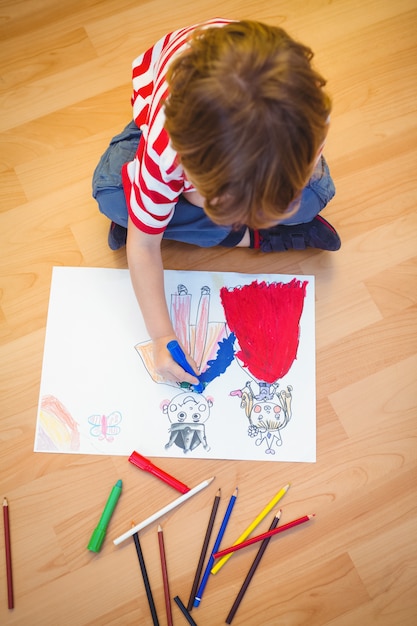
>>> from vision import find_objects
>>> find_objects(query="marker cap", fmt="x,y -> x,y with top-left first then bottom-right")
88,527 -> 106,553
87,479 -> 122,552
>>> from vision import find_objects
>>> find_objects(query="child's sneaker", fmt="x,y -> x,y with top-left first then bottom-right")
108,222 -> 127,250
258,215 -> 341,252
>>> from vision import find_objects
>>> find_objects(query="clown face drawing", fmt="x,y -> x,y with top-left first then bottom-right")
231,381 -> 293,455
161,392 -> 213,453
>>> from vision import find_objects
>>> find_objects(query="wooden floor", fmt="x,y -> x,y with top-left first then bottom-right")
1,1 -> 416,624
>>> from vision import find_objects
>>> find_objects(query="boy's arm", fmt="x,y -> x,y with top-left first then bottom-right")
126,216 -> 200,385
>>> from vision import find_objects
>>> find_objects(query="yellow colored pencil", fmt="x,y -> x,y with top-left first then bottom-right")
210,483 -> 290,575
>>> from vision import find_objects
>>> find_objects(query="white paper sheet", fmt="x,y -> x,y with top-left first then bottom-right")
35,267 -> 316,462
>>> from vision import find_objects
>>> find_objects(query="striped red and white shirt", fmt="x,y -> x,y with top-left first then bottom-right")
122,18 -> 231,234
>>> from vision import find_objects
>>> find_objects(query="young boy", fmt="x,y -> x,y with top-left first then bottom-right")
92,18 -> 340,387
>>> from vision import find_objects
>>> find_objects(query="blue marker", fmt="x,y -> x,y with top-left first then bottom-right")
166,340 -> 204,393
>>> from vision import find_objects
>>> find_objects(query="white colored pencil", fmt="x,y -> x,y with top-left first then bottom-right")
113,477 -> 215,545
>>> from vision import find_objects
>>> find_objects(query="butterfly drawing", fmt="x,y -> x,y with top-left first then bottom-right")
88,412 -> 122,442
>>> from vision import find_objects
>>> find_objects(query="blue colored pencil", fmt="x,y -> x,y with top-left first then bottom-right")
193,488 -> 238,607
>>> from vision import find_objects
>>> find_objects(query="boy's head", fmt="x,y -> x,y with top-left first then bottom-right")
164,20 -> 331,229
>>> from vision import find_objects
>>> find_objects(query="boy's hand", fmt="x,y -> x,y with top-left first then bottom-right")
153,336 -> 200,386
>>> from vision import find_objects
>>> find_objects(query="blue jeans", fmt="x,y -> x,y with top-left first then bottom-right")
92,121 -> 335,247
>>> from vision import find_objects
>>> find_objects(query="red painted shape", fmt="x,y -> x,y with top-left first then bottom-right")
220,279 -> 308,383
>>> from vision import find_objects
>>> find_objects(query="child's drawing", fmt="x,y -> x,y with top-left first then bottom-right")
139,278 -> 306,455
88,412 -> 122,442
220,278 -> 307,383
36,396 -> 123,452
35,268 -> 316,462
220,278 -> 307,454
161,392 -> 213,453
135,284 -> 234,387
37,395 -> 81,452
137,284 -> 230,454
230,382 -> 293,455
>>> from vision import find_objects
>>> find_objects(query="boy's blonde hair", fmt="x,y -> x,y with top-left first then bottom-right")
164,20 -> 332,230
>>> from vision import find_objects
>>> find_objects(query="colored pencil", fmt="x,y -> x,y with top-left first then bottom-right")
3,497 -> 14,609
187,488 -> 221,611
114,476 -> 214,545
211,483 -> 290,574
132,528 -> 160,625
174,595 -> 198,625
193,488 -> 238,608
157,525 -> 173,626
225,511 -> 281,623
213,514 -> 315,559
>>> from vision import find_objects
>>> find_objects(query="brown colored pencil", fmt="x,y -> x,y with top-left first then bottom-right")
225,511 -> 280,623
157,525 -> 173,626
3,497 -> 14,609
187,488 -> 221,611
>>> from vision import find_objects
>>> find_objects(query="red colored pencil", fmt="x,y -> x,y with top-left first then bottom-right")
213,514 -> 315,559
158,525 -> 173,626
3,497 -> 14,609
